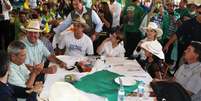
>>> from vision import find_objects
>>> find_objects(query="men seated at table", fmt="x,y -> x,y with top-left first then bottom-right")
140,40 -> 165,79
21,20 -> 67,74
7,40 -> 41,100
174,41 -> 201,101
0,51 -> 17,101
96,29 -> 125,57
59,17 -> 94,56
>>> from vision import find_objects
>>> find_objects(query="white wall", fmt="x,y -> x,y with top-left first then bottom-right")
188,0 -> 201,5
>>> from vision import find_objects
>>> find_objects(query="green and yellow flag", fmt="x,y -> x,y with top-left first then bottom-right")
23,0 -> 30,10
44,22 -> 50,33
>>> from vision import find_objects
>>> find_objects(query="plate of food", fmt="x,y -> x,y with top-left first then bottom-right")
114,77 -> 137,86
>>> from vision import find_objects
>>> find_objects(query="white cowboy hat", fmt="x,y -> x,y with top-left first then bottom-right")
142,22 -> 163,38
127,6 -> 135,12
49,82 -> 90,101
73,17 -> 89,29
25,20 -> 43,32
141,40 -> 165,59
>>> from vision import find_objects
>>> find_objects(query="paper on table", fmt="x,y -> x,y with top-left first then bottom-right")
40,68 -> 88,100
108,66 -> 152,84
125,96 -> 155,101
56,55 -> 87,66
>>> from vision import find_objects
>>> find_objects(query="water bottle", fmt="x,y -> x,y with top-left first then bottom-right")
138,81 -> 145,97
118,78 -> 125,101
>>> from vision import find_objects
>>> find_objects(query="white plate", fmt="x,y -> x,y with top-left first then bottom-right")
114,77 -> 137,86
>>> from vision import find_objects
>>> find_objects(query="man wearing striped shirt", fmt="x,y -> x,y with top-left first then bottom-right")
22,20 -> 67,74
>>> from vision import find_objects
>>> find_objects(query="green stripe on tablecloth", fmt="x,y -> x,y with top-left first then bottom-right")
73,70 -> 139,101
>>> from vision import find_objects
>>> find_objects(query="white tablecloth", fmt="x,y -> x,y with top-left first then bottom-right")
39,56 -> 154,101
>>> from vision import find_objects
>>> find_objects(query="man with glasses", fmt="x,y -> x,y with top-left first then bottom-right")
58,17 -> 94,56
164,5 -> 201,70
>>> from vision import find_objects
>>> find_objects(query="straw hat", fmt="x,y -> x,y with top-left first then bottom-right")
73,17 -> 89,29
142,22 -> 163,38
25,20 -> 43,32
141,40 -> 165,59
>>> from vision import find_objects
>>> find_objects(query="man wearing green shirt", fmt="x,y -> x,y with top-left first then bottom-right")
122,0 -> 145,57
175,0 -> 190,20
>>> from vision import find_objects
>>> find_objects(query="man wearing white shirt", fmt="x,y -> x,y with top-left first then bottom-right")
59,17 -> 94,56
0,0 -> 12,50
7,40 -> 42,101
109,0 -> 121,28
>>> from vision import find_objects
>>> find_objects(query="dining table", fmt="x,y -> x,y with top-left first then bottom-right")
39,55 -> 155,101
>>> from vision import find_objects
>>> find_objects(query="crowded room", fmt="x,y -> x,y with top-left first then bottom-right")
0,0 -> 201,101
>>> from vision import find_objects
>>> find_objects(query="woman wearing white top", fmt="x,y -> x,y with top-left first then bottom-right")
96,31 -> 125,57
133,22 -> 163,61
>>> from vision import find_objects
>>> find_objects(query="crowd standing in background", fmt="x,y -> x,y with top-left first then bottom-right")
0,0 -> 201,101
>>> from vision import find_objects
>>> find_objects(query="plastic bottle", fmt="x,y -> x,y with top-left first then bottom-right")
138,81 -> 145,97
118,78 -> 125,101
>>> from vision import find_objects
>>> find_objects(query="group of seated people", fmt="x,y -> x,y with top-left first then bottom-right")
0,15 -> 200,101
0,15 -> 126,100
0,0 -> 201,101
0,18 -> 68,101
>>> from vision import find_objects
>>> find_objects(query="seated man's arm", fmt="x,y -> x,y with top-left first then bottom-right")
25,64 -> 34,72
86,38 -> 94,56
47,54 -> 67,68
41,42 -> 67,68
58,35 -> 67,55
26,64 -> 43,88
